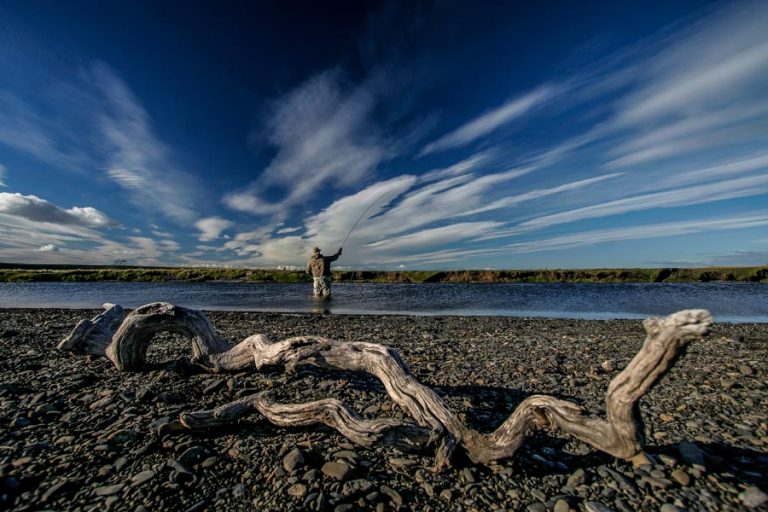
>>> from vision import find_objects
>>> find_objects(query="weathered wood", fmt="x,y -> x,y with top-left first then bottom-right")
58,303 -> 712,468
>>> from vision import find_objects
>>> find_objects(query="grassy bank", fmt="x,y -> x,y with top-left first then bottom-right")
0,263 -> 766,283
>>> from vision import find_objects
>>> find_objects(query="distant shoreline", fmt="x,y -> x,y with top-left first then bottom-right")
1,263 -> 766,284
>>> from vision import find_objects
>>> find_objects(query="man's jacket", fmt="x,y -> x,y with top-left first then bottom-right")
306,252 -> 340,277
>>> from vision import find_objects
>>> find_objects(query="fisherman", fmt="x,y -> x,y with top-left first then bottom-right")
306,246 -> 343,298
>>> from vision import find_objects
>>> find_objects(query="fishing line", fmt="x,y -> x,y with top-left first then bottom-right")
340,189 -> 393,248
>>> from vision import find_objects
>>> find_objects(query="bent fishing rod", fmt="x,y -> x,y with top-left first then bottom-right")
340,189 -> 394,248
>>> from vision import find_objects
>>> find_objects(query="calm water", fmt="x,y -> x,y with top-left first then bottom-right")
0,281 -> 765,323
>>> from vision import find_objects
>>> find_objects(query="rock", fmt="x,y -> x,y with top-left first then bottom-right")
584,502 -> 615,512
440,489 -> 453,501
179,445 -> 207,466
670,468 -> 690,486
554,499 -> 570,512
461,467 -> 476,484
566,468 -> 586,488
321,461 -> 353,481
527,504 -> 547,512
739,485 -> 768,509
659,504 -> 680,512
287,483 -> 307,498
380,485 -> 403,508
94,483 -> 125,496
601,359 -> 617,372
342,479 -> 376,496
283,448 -> 306,473
738,364 -> 754,376
130,470 -> 155,487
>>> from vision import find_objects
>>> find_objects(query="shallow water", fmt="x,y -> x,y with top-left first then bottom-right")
0,281 -> 765,323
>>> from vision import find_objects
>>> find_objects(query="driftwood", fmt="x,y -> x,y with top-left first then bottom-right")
58,302 -> 712,469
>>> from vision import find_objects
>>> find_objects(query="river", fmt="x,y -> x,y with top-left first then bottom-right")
0,281 -> 765,322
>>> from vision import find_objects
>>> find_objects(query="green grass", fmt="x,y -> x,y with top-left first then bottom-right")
0,265 -> 765,283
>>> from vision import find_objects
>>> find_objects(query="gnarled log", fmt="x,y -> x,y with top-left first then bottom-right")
58,303 -> 712,469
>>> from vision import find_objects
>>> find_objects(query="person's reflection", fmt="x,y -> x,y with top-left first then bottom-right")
310,300 -> 331,316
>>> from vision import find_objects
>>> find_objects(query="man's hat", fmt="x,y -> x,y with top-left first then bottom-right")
312,247 -> 321,253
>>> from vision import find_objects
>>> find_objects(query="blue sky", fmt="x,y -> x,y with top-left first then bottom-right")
0,1 -> 767,270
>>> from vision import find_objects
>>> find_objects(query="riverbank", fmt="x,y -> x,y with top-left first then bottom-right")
1,264 -> 766,284
1,309 -> 766,511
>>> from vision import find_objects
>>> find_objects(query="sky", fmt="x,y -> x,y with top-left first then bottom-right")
0,0 -> 767,270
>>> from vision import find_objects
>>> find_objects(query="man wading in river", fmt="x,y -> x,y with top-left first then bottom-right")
306,246 -> 342,298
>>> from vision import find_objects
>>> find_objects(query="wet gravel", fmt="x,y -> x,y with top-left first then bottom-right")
1,308 -> 766,512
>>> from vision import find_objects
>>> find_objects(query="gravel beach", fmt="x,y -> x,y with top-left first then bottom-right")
1,308 -> 766,512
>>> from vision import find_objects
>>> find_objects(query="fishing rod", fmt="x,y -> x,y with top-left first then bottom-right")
340,189 -> 394,248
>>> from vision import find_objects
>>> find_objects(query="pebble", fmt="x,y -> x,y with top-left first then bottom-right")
287,483 -> 307,498
380,485 -> 403,507
584,502 -> 615,512
670,468 -> 690,486
739,485 -> 768,509
321,461 -> 353,481
130,470 -> 156,487
94,483 -> 124,496
566,468 -> 586,488
553,499 -> 570,512
283,448 -> 305,472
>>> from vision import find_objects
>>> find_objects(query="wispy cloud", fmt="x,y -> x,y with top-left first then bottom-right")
224,71 -> 388,217
194,216 -> 233,242
0,164 -> 6,187
91,64 -> 205,223
508,173 -> 768,234
419,86 -> 555,156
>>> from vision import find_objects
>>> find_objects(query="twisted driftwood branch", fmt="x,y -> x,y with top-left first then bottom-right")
58,302 -> 712,469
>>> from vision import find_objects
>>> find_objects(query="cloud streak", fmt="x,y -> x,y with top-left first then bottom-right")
419,86 -> 555,156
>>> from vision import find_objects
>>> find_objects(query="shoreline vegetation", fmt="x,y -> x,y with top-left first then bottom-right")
0,263 -> 766,284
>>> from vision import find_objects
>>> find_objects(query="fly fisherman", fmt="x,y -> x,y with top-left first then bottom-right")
306,246 -> 342,298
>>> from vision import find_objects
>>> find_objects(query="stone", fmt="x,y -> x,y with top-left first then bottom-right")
566,468 -> 586,488
321,461 -> 352,481
670,469 -> 690,486
601,359 -> 617,372
287,483 -> 307,498
440,489 -> 453,501
584,502 -> 615,512
283,448 -> 306,473
739,485 -> 768,509
380,485 -> 403,507
94,483 -> 125,496
554,499 -> 570,512
660,504 -> 680,512
342,479 -> 376,496
130,470 -> 155,487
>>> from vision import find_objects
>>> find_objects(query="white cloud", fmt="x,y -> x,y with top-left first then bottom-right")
0,164 -> 6,187
223,71 -> 387,216
366,221 -> 503,252
0,192 -> 117,228
369,212 -> 768,266
91,64 -> 205,223
509,173 -> 768,234
37,244 -> 58,252
419,86 -> 555,155
194,216 -> 234,242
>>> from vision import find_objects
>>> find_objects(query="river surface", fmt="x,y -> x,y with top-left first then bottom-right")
0,281 -> 765,322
